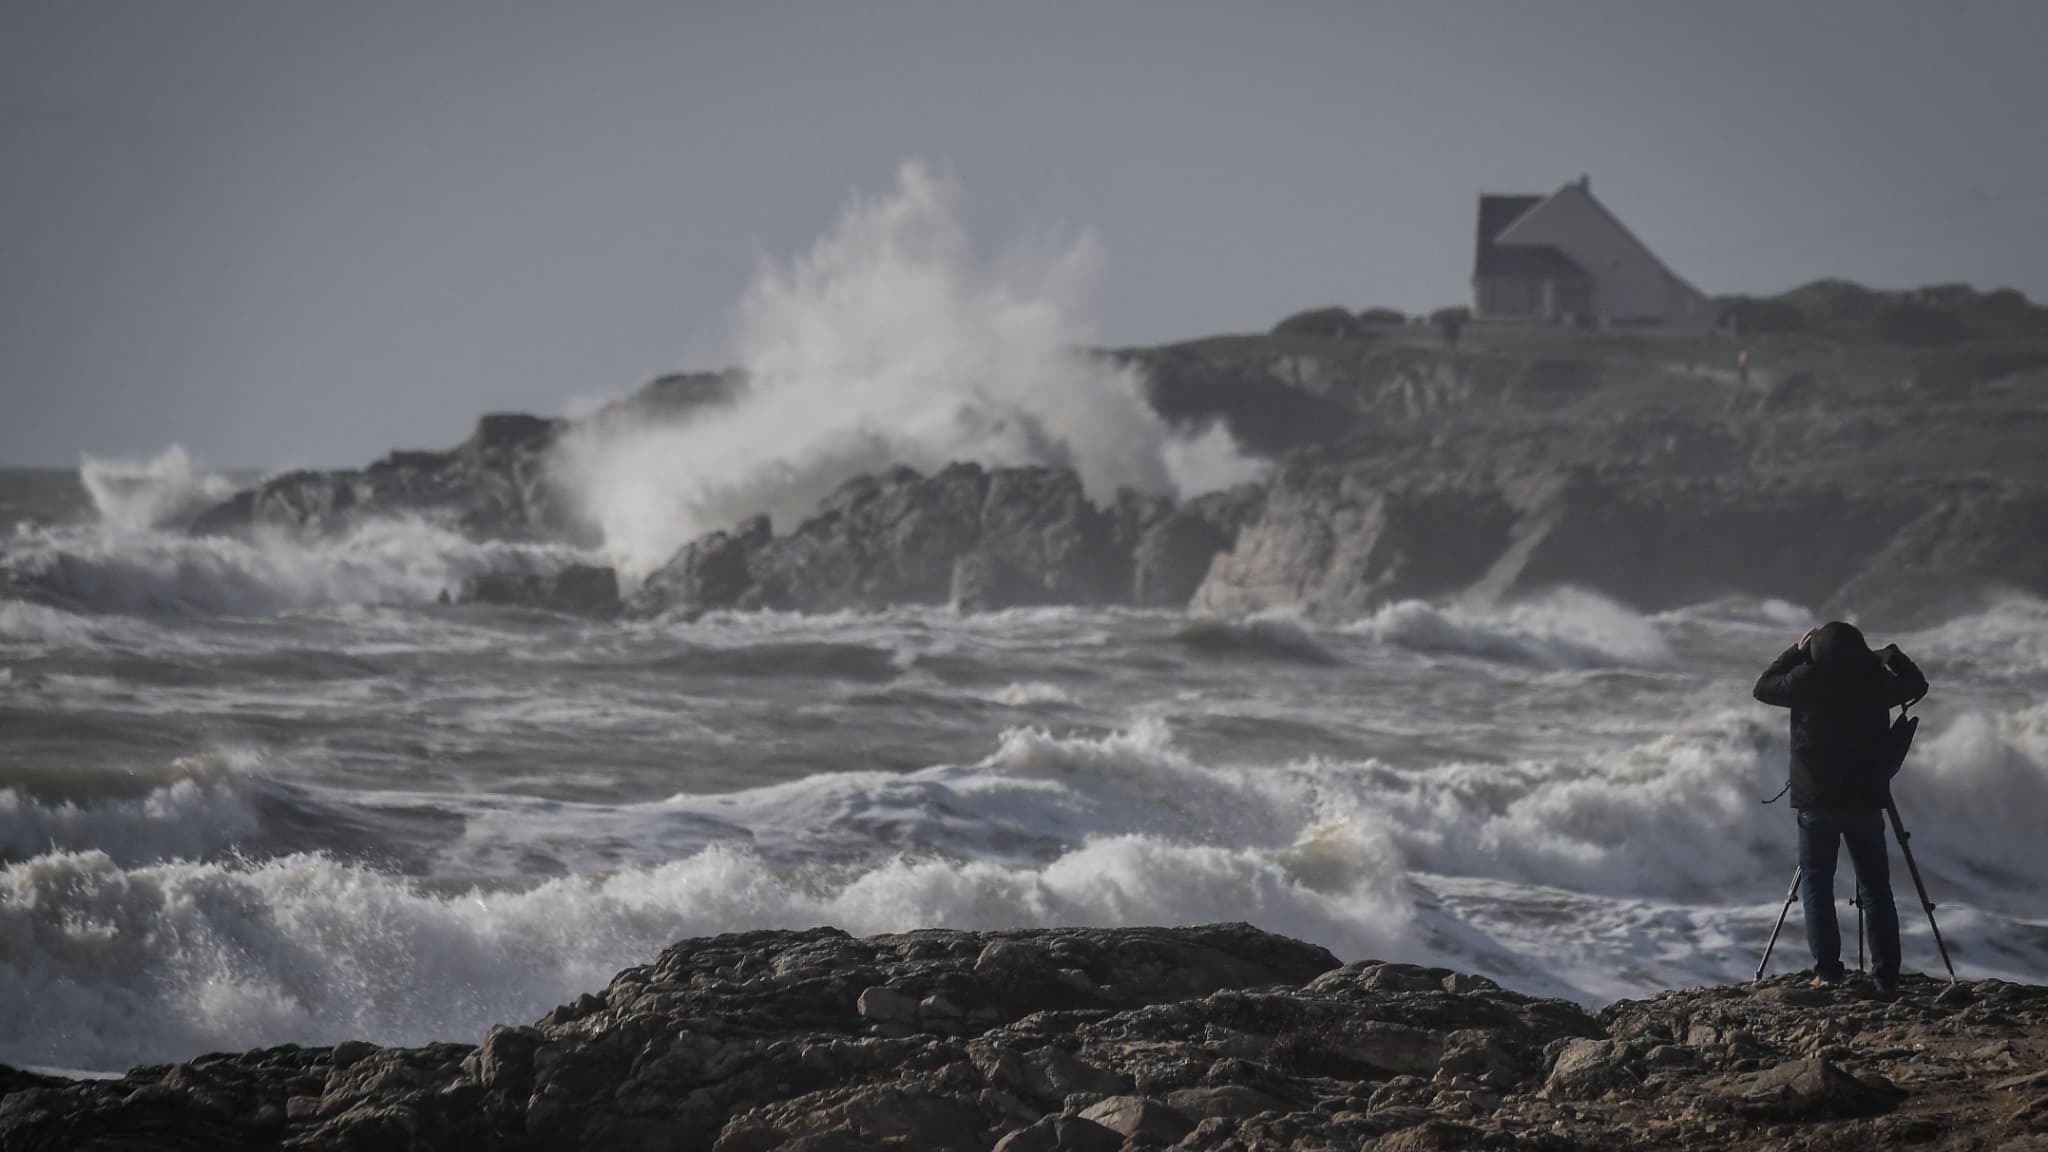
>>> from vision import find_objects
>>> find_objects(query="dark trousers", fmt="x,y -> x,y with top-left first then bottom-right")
1797,807 -> 1900,982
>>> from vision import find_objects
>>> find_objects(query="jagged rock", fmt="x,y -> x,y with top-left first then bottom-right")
978,1046 -> 1130,1106
1829,487 -> 2048,624
636,463 -> 1253,618
1542,1037 -> 1639,1100
1190,457 -> 1949,622
751,1085 -> 988,1150
458,564 -> 621,617
190,412 -> 572,542
1164,1083 -> 1286,1119
581,370 -> 744,430
992,1113 -> 1123,1152
1076,1095 -> 1195,1143
1192,466 -> 1518,619
1372,1119 -> 1487,1151
1722,1057 -> 1902,1119
1339,1021 -> 1446,1077
969,467 -> 1117,606
1130,506 -> 1231,608
949,549 -> 1043,614
1438,1030 -> 1529,1087
918,994 -> 968,1034
976,940 -> 1051,975
1122,341 -> 1367,457
635,514 -> 775,615
463,1024 -> 545,1117
856,986 -> 917,1027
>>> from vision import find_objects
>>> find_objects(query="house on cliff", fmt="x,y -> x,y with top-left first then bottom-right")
1473,177 -> 1713,329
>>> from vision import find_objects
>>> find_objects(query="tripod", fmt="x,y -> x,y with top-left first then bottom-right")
1754,802 -> 1958,984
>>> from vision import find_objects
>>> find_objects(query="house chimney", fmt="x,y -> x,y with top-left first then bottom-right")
1578,173 -> 1591,191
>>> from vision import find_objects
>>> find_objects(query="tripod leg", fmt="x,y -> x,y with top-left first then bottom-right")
1757,864 -> 1803,982
1856,890 -> 1865,973
1886,804 -> 1960,984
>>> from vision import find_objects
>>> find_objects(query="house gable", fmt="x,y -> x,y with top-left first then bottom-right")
1493,181 -> 1711,327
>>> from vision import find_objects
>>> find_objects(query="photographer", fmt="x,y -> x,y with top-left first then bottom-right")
1753,621 -> 1929,994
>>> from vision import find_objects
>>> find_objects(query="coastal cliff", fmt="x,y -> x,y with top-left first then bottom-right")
166,283 -> 2048,627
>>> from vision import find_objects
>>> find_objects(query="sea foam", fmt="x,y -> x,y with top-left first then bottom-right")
4,517 -> 590,616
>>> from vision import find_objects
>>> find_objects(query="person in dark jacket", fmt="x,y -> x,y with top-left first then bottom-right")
1754,620 -> 1928,992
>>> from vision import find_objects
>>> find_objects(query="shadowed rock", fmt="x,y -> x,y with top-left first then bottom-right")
7,929 -> 2048,1151
633,464 -> 1254,618
457,563 -> 621,617
189,412 -> 573,542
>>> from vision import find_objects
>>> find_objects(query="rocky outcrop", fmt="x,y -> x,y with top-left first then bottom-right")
6,924 -> 2045,1151
176,307 -> 2048,621
1112,486 -> 1267,610
581,370 -> 744,429
1190,457 -> 1990,625
1827,486 -> 2048,625
1192,465 -> 1520,619
186,372 -> 750,545
634,464 -> 1260,618
189,413 -> 574,541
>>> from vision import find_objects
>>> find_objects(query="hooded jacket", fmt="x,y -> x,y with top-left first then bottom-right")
1753,621 -> 1928,809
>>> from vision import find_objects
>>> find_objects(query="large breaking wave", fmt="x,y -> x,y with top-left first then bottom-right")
7,445 -> 589,616
551,162 -> 1263,581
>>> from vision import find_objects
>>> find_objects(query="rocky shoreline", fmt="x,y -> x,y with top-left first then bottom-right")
4,924 -> 2044,1151
135,284 -> 2048,628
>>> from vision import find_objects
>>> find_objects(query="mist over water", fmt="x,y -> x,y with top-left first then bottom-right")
553,163 -> 1262,581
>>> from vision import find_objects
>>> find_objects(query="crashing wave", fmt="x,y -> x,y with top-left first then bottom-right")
551,162 -> 1263,582
3,517 -> 593,616
1351,588 -> 1674,669
1170,612 -> 1340,666
9,685 -> 2048,1071
78,446 -> 235,533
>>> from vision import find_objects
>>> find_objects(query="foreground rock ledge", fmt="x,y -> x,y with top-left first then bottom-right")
3,925 -> 2044,1151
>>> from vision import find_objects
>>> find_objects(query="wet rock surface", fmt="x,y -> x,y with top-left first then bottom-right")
5,924 -> 2046,1151
1188,462 -> 1934,622
632,464 -> 1261,618
189,413 -> 575,542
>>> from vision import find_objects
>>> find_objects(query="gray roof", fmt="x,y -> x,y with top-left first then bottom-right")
1474,194 -> 1587,279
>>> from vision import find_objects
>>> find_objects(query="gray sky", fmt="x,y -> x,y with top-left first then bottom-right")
4,1 -> 2045,468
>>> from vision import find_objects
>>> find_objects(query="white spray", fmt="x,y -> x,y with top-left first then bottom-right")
554,162 -> 1264,581
78,446 -> 235,533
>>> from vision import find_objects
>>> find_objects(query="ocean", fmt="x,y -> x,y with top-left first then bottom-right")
4,463 -> 2045,1074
